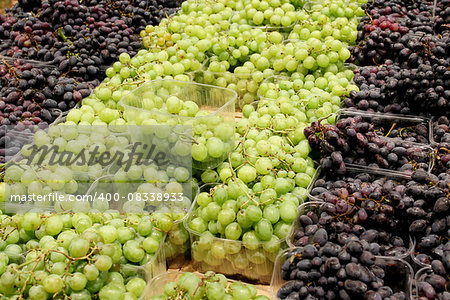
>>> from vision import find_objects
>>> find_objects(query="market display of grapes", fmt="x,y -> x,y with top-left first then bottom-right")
0,0 -> 449,298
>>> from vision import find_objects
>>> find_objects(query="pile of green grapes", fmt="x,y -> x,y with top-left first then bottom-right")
0,211 -> 170,299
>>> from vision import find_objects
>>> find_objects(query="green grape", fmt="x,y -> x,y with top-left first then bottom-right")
45,215 -> 63,236
212,187 -> 228,205
126,278 -> 146,297
237,165 -> 257,183
69,238 -> 90,258
255,218 -> 273,241
43,274 -> 64,294
83,264 -> 99,281
245,205 -> 262,223
29,285 -> 48,300
217,208 -> 236,226
69,272 -> 88,291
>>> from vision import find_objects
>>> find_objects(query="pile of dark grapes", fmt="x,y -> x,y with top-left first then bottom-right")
309,172 -> 411,238
301,0 -> 450,285
304,115 -> 432,174
0,0 -> 183,161
0,0 -> 179,80
432,116 -> 450,145
280,237 -> 410,299
407,169 -> 450,266
0,58 -> 97,162
347,0 -> 450,117
283,166 -> 449,299
0,58 -> 96,123
352,0 -> 449,65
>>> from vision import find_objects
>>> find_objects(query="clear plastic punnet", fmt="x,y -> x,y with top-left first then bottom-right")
339,109 -> 433,145
164,183 -> 199,268
308,165 -> 412,202
85,174 -> 198,267
409,235 -> 447,270
287,200 -> 415,260
186,185 -> 289,284
0,217 -> 166,299
120,79 -> 237,170
140,271 -> 274,300
192,70 -> 263,109
329,111 -> 435,174
3,123 -> 139,213
183,181 -> 319,284
271,248 -> 414,300
185,199 -> 285,284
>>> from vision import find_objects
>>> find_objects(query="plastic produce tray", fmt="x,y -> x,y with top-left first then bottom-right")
183,176 -> 319,284
331,110 -> 435,173
286,200 -> 415,260
412,267 -> 446,299
192,70 -> 263,109
120,79 -> 237,170
308,165 -> 412,202
185,198 -> 284,284
339,109 -> 433,145
164,183 -> 200,269
271,247 -> 414,300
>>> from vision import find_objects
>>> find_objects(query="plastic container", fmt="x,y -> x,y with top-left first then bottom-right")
340,110 -> 433,145
309,164 -> 412,201
410,236 -> 433,270
192,70 -> 262,108
330,111 -> 435,174
185,210 -> 287,284
183,176 -> 319,284
287,200 -> 415,260
345,143 -> 434,174
271,248 -> 414,300
120,79 -> 237,170
410,235 -> 447,270
430,117 -> 450,147
306,166 -> 415,258
138,233 -> 168,281
87,174 -> 198,267
140,271 -> 274,300
185,199 -> 288,284
286,201 -> 323,248
164,221 -> 191,269
164,183 -> 200,269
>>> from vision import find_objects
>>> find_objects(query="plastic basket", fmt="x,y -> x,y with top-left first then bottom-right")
120,79 -> 237,170
271,247 -> 414,299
